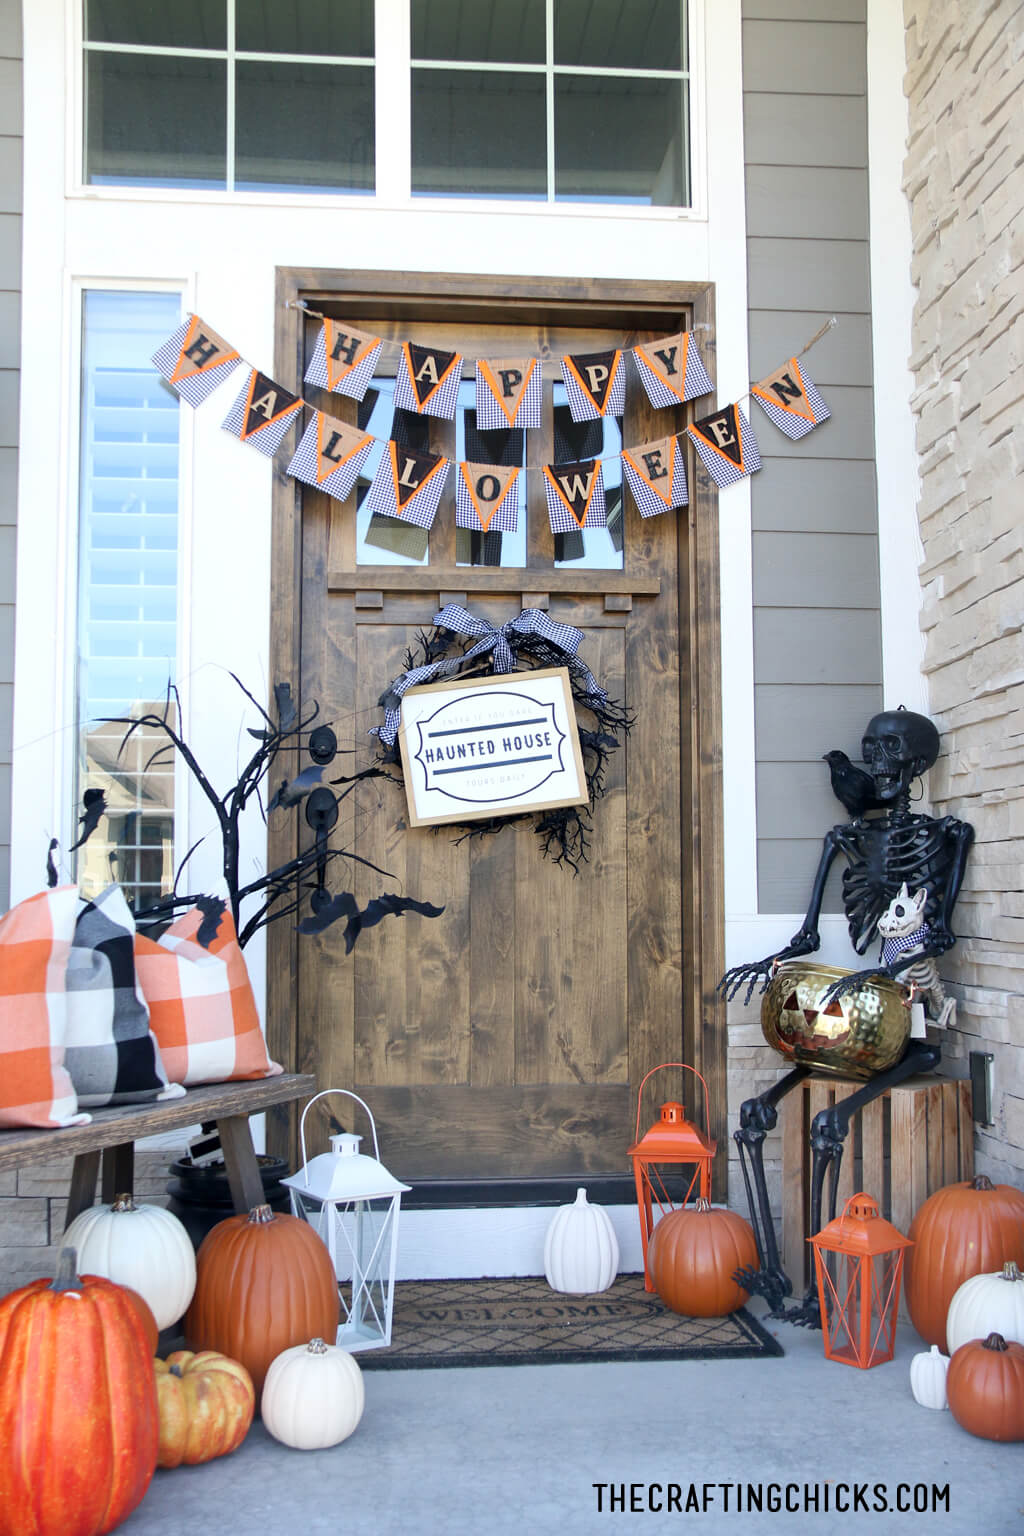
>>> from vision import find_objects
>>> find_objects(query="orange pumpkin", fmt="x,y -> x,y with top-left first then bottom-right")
946,1332 -> 1024,1442
649,1199 -> 759,1316
184,1204 -> 339,1399
154,1350 -> 255,1467
0,1248 -> 158,1536
904,1175 -> 1024,1351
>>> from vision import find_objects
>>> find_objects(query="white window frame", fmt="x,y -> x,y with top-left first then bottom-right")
68,0 -> 707,221
61,277 -> 194,882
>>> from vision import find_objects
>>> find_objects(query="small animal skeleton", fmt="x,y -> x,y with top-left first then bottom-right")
877,883 -> 956,1029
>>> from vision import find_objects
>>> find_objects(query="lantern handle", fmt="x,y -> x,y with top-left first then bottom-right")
296,1088 -> 382,1186
633,1062 -> 711,1143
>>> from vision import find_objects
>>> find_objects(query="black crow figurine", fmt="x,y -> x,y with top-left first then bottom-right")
822,750 -> 886,818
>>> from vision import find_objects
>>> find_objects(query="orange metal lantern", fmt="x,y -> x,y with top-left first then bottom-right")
628,1063 -> 716,1292
809,1192 -> 913,1369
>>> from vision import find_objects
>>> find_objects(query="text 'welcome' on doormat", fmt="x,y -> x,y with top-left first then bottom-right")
359,1273 -> 783,1371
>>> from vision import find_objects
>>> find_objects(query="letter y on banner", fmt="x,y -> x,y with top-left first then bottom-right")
632,331 -> 714,409
152,314 -> 242,406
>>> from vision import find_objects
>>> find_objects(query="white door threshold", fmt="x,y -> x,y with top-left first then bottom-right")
395,1203 -> 647,1281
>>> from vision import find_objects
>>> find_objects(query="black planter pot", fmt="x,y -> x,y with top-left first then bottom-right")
166,1154 -> 292,1251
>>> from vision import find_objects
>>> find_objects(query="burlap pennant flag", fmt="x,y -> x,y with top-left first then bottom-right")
560,350 -> 626,422
542,458 -> 607,533
364,440 -> 450,529
455,462 -> 521,533
303,320 -> 382,401
632,331 -> 714,409
394,342 -> 463,419
750,356 -> 831,440
285,411 -> 373,502
221,368 -> 304,456
621,434 -> 688,517
687,403 -> 761,488
152,314 -> 242,406
474,358 -> 542,431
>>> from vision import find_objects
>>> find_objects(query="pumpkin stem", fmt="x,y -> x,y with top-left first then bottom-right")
982,1333 -> 1009,1352
111,1193 -> 137,1213
307,1338 -> 329,1355
247,1204 -> 276,1225
695,1198 -> 712,1214
50,1248 -> 82,1293
1002,1262 -> 1022,1282
970,1174 -> 995,1191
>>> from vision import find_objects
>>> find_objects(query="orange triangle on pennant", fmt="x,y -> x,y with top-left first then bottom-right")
633,333 -> 690,401
543,462 -> 596,529
690,404 -> 746,472
389,441 -> 446,512
403,343 -> 461,410
170,315 -> 240,384
476,358 -> 537,428
621,436 -> 678,508
459,462 -> 520,531
751,357 -> 815,423
323,320 -> 380,391
315,413 -> 370,484
563,350 -> 622,416
240,371 -> 302,440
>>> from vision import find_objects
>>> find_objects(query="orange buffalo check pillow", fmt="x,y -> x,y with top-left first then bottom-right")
0,886 -> 92,1128
134,906 -> 282,1087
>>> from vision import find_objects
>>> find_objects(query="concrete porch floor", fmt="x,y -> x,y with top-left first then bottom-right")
121,1302 -> 1023,1536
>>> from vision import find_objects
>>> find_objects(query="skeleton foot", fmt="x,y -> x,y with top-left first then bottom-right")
734,1263 -> 792,1315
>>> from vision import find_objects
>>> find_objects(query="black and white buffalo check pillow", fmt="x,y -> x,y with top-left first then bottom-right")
64,884 -> 184,1107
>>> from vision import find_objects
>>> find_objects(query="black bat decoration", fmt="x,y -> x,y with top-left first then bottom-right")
194,894 -> 227,949
274,681 -> 298,735
298,891 -> 445,952
68,787 -> 107,852
267,764 -> 323,812
46,838 -> 59,888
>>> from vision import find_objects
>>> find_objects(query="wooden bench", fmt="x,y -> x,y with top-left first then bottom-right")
0,1074 -> 317,1231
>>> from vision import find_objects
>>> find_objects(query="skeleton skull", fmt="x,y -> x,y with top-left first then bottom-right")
861,708 -> 940,800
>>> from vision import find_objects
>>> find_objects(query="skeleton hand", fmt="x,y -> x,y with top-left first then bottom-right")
820,965 -> 893,1007
717,929 -> 820,1007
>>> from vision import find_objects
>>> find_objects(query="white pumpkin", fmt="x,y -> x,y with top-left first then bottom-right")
909,1344 -> 950,1410
543,1187 -> 619,1295
946,1261 -> 1024,1356
261,1338 -> 365,1450
63,1192 -> 196,1330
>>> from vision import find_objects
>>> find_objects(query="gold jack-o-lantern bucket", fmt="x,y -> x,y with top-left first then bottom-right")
761,962 -> 911,1080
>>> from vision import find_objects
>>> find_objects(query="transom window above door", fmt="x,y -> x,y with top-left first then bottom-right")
81,0 -> 692,207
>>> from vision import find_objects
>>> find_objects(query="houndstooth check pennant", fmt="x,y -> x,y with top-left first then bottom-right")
542,458 -> 607,533
374,604 -> 606,748
455,462 -> 520,532
560,350 -> 625,422
621,434 -> 688,517
285,410 -> 373,502
364,440 -> 450,529
152,314 -> 242,406
750,356 -> 831,440
632,331 -> 714,409
303,320 -> 382,401
394,342 -> 463,419
221,368 -> 304,456
475,358 -> 542,430
687,403 -> 762,488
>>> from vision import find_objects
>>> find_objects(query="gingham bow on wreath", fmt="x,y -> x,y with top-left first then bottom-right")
374,603 -> 606,748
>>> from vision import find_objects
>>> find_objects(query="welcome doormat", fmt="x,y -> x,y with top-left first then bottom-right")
359,1273 -> 783,1370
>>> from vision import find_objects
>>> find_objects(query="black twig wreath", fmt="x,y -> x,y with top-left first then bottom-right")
372,607 -> 633,872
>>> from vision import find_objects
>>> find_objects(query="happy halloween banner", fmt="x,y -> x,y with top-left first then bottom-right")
152,313 -> 834,534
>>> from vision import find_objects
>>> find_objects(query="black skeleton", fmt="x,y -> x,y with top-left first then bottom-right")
718,708 -> 974,1325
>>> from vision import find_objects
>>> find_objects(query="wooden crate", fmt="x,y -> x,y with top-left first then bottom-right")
780,1074 -> 974,1298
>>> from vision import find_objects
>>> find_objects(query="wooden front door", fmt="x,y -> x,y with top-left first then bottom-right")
268,270 -> 725,1195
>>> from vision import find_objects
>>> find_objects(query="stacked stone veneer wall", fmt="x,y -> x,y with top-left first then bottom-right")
903,0 -> 1024,1185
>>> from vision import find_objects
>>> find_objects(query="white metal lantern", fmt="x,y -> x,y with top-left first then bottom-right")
281,1089 -> 410,1351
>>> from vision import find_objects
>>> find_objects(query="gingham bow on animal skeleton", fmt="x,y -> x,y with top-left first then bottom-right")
374,604 -> 607,748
